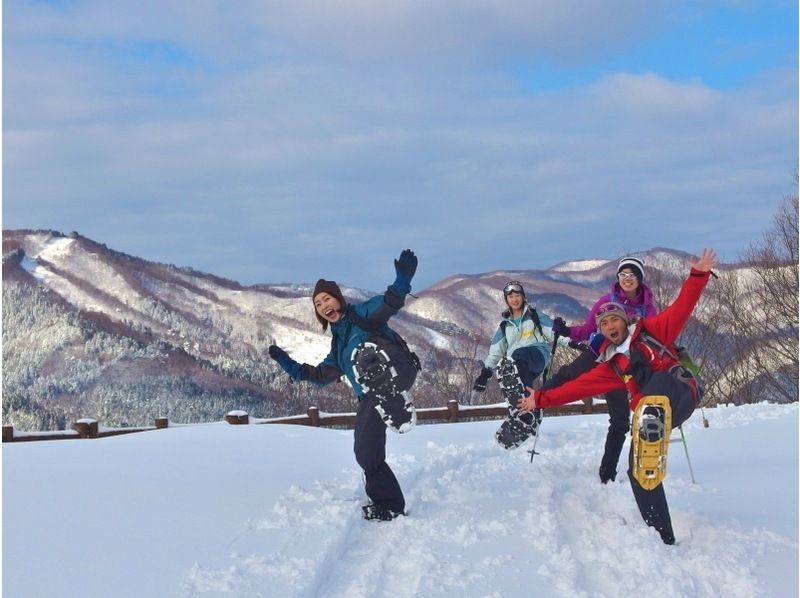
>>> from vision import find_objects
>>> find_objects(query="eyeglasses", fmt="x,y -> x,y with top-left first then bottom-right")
617,272 -> 637,280
503,281 -> 524,295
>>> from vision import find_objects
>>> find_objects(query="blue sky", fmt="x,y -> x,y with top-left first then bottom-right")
3,0 -> 797,292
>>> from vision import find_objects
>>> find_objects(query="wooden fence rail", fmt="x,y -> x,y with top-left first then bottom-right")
2,400 -> 607,443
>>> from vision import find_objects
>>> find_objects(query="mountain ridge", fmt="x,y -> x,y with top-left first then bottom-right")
2,228 -> 733,430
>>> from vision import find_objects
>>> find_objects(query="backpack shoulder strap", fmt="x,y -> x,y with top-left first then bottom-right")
345,305 -> 382,334
638,327 -> 678,360
527,305 -> 545,337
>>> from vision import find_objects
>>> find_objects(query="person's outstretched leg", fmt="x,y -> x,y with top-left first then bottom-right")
627,445 -> 674,544
511,347 -> 545,426
626,369 -> 698,543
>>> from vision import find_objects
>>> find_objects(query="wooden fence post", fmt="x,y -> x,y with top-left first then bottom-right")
307,406 -> 320,427
72,419 -> 99,439
154,417 -> 169,429
3,425 -> 13,443
447,400 -> 459,423
225,411 -> 249,425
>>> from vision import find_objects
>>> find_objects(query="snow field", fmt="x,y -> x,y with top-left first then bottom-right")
3,403 -> 798,598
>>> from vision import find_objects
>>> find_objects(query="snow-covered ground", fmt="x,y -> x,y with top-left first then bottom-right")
3,402 -> 798,598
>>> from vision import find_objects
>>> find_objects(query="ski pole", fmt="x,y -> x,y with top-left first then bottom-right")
678,426 -> 697,484
529,332 -> 560,462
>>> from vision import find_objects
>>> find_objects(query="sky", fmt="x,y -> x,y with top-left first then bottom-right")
3,402 -> 798,597
2,0 -> 798,292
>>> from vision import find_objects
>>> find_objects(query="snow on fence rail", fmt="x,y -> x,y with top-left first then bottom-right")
2,400 -> 606,443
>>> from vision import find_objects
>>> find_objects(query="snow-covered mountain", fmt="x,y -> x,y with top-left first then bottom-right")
1,229 -> 730,430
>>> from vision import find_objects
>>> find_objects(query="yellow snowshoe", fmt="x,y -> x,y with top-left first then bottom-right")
631,395 -> 672,490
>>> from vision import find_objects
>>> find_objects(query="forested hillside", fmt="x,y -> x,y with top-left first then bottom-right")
3,198 -> 796,430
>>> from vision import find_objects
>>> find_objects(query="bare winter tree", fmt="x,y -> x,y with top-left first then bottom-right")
712,194 -> 798,404
415,323 -> 502,408
737,195 -> 798,401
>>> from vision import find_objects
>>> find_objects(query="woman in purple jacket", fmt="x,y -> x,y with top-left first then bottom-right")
565,257 -> 657,343
549,256 -> 658,483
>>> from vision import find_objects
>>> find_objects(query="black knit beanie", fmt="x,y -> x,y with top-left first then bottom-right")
312,279 -> 347,331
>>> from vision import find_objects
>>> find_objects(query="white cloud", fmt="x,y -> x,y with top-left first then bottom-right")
590,72 -> 721,119
3,0 -> 796,289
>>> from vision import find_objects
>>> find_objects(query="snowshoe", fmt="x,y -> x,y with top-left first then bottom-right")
631,395 -> 672,490
494,358 -> 541,449
361,503 -> 405,521
496,358 -> 526,415
495,415 -> 540,449
351,342 -> 416,433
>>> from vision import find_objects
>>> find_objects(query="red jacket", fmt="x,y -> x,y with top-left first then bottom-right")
537,268 -> 710,411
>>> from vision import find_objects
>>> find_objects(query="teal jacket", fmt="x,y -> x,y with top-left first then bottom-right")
297,285 -> 407,397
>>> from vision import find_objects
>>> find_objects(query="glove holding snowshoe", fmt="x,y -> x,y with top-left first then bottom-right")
393,249 -> 417,295
552,317 -> 571,338
472,366 -> 493,392
268,344 -> 301,379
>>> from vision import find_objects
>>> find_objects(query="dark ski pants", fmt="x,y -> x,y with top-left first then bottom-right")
543,349 -> 630,480
628,370 -> 697,545
511,346 -> 546,387
354,397 -> 405,513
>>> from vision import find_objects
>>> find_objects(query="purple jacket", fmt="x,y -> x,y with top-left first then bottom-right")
568,282 -> 658,342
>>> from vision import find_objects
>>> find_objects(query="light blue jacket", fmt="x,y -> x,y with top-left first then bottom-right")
483,304 -> 559,370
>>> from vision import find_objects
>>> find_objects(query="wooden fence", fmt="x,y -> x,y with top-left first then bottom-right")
2,400 -> 606,443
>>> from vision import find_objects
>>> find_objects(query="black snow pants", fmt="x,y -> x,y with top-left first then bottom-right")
543,349 -> 630,481
628,369 -> 698,545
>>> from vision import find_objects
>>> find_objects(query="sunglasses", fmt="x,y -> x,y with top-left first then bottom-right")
503,282 -> 524,295
617,272 -> 638,280
596,302 -> 625,317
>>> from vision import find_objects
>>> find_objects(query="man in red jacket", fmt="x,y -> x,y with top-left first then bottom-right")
518,249 -> 717,544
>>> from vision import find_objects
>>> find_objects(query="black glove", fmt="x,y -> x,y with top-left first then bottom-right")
393,249 -> 417,295
472,366 -> 493,392
552,317 -> 570,338
268,344 -> 301,379
599,464 -> 617,484
394,249 -> 418,278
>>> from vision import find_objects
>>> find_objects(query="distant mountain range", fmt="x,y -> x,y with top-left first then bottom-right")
2,229 -> 734,430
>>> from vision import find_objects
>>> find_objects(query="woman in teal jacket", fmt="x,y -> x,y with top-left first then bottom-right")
269,250 -> 419,522
472,280 -> 560,442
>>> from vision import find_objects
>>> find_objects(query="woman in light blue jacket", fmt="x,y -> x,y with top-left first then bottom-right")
472,280 -> 560,446
473,280 -> 559,391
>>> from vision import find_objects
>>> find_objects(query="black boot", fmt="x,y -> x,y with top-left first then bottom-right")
362,502 -> 405,521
